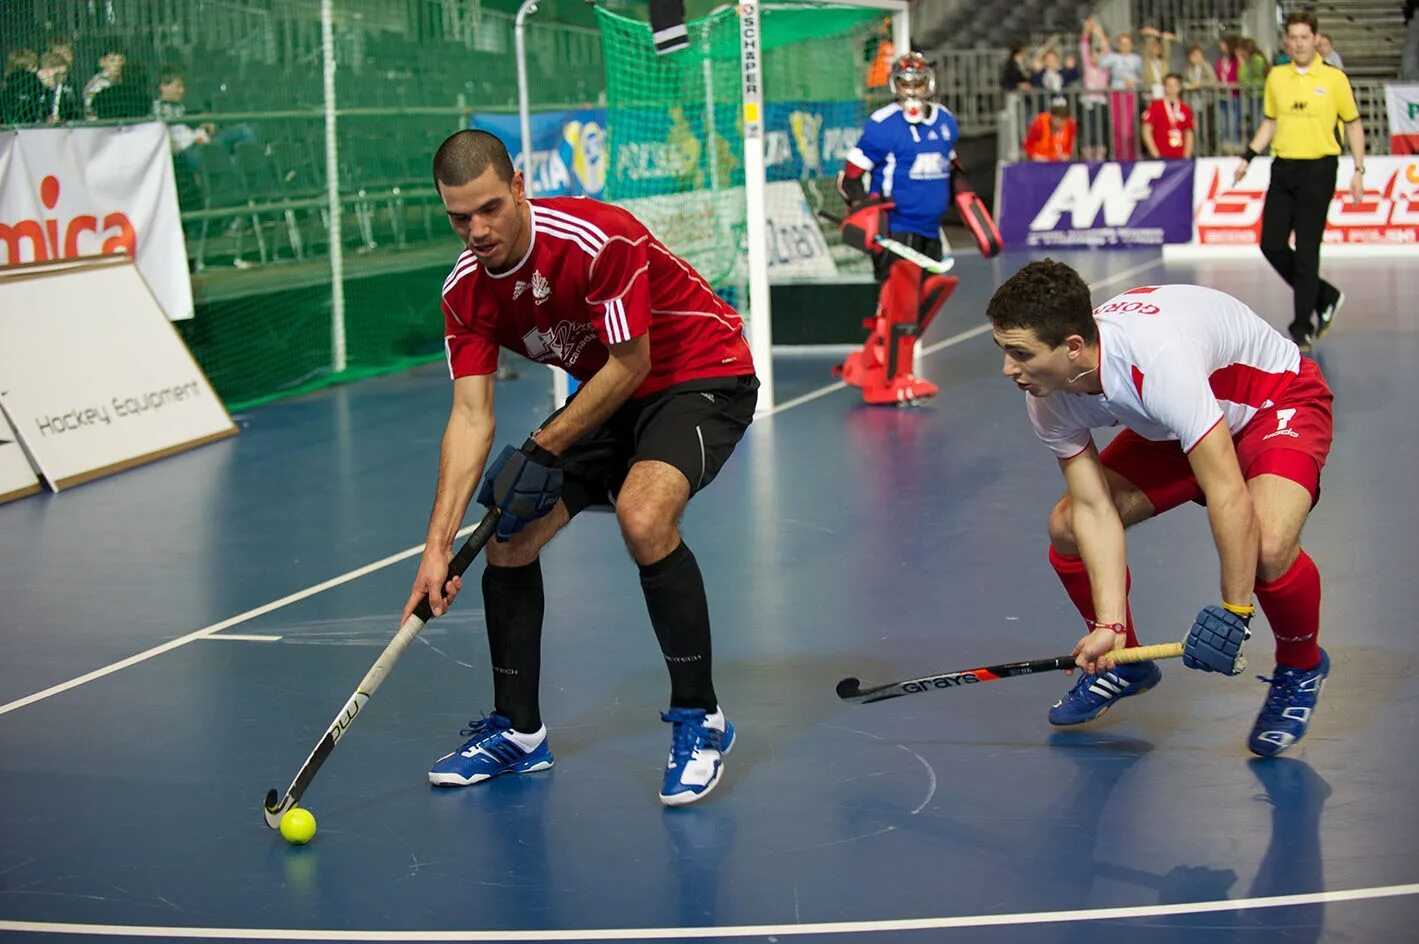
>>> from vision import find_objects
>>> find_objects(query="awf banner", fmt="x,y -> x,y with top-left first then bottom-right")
997,160 -> 1195,249
470,110 -> 608,199
1192,156 -> 1419,247
0,122 -> 193,320
1385,84 -> 1419,156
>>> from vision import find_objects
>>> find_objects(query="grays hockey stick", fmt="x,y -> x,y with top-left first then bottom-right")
836,642 -> 1199,705
819,211 -> 956,274
262,508 -> 500,828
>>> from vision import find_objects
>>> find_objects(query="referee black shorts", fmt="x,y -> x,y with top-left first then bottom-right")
551,374 -> 759,517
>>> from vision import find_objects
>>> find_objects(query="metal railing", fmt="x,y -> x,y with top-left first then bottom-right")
995,83 -> 1399,163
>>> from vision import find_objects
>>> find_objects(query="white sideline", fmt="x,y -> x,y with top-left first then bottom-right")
0,882 -> 1414,940
0,258 -> 1164,717
0,524 -> 477,717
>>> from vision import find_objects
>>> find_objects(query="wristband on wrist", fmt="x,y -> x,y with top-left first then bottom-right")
1242,146 -> 1259,162
1221,601 -> 1255,618
521,436 -> 560,466
1087,619 -> 1128,634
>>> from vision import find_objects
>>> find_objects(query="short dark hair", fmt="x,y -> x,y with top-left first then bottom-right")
986,259 -> 1096,347
157,65 -> 183,85
1284,10 -> 1319,35
432,130 -> 515,189
1163,71 -> 1183,85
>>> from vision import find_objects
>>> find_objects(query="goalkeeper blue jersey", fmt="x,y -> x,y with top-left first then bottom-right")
846,102 -> 960,239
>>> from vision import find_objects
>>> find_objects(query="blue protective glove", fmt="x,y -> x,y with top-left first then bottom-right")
1183,604 -> 1253,675
476,437 -> 563,541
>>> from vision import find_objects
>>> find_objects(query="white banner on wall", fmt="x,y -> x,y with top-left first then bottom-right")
0,257 -> 234,491
621,180 -> 838,284
1169,156 -> 1419,257
0,122 -> 194,320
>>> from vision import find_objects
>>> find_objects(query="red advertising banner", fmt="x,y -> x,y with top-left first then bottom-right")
1192,156 -> 1419,248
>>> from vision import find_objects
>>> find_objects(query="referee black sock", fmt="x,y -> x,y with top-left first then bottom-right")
639,541 -> 718,712
482,560 -> 544,732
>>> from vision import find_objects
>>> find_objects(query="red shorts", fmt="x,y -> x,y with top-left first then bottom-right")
1099,358 -> 1334,514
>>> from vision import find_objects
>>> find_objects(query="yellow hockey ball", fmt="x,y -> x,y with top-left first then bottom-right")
279,807 -> 317,845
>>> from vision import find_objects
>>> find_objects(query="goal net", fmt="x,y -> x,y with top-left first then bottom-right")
593,0 -> 908,408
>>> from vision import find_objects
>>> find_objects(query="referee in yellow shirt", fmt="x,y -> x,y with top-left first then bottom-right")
1233,10 -> 1366,350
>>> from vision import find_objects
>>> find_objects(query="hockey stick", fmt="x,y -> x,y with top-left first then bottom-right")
818,211 -> 956,274
262,508 -> 500,828
835,641 -> 1231,705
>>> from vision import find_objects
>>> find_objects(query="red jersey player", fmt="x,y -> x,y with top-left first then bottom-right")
987,260 -> 1333,756
401,130 -> 758,805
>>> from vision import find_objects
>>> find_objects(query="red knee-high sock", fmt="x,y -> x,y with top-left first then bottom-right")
1255,549 -> 1322,670
1049,545 -> 1139,648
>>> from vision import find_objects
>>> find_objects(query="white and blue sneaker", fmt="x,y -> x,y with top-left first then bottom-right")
1248,649 -> 1329,757
428,713 -> 553,786
1048,661 -> 1163,726
659,707 -> 734,806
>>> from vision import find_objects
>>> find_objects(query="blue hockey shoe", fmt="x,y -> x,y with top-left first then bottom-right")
659,707 -> 734,806
1048,661 -> 1163,726
428,713 -> 553,786
1248,649 -> 1329,757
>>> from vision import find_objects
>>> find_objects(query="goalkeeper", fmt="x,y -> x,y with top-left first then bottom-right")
835,52 -> 1001,405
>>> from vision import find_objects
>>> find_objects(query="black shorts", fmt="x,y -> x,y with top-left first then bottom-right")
552,374 -> 759,517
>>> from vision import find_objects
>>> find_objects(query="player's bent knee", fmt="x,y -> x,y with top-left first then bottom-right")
616,499 -> 676,549
1256,530 -> 1300,583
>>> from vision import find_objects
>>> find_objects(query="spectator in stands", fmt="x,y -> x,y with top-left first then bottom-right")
36,52 -> 81,124
1079,17 -> 1113,161
1094,24 -> 1143,159
155,67 -> 213,164
1139,27 -> 1176,100
1141,74 -> 1194,159
1238,37 -> 1270,86
82,46 -> 125,117
155,66 -> 255,170
1023,96 -> 1077,161
1406,0 -> 1419,81
1236,37 -> 1270,139
1316,33 -> 1344,70
1216,34 -> 1244,153
866,16 -> 895,89
1001,42 -> 1034,91
1,50 -> 45,124
1032,48 -> 1080,92
1183,44 -> 1216,90
92,66 -> 153,120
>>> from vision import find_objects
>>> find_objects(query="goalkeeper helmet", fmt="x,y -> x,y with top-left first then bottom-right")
889,52 -> 936,123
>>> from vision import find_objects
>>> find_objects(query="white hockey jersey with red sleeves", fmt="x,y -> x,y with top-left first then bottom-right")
1027,284 -> 1302,460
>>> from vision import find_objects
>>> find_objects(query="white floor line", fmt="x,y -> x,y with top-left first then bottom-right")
198,634 -> 284,642
0,881 -> 1414,940
0,258 -> 1168,718
765,257 -> 1166,419
0,522 -> 478,717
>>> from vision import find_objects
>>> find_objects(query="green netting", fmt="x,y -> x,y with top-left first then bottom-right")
1,0 -> 607,410
593,1 -> 881,303
1,0 -> 883,407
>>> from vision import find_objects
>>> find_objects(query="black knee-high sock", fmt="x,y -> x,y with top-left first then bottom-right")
482,560 -> 544,732
639,541 -> 718,712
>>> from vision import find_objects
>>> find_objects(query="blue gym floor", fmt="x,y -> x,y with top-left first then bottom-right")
1,248 -> 1416,943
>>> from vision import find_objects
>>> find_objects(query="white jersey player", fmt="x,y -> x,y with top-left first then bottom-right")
986,260 -> 1334,757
